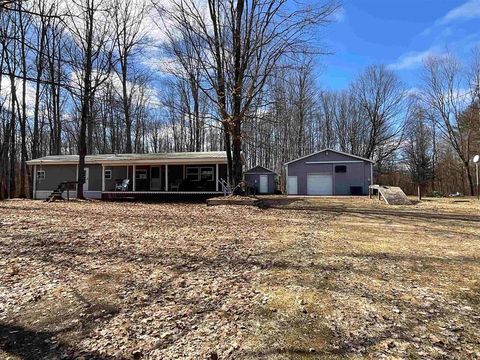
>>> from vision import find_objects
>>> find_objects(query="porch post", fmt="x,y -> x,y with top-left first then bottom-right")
165,164 -> 169,191
33,165 -> 37,200
215,164 -> 219,191
102,165 -> 105,192
133,165 -> 136,191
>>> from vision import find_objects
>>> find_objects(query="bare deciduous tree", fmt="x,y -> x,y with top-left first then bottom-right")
154,0 -> 339,185
422,54 -> 476,195
65,0 -> 116,199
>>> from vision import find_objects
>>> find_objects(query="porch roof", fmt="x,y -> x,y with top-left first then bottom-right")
27,151 -> 228,166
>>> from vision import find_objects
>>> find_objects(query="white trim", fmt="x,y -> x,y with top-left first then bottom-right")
27,158 -> 229,166
165,164 -> 169,191
305,160 -> 363,164
104,169 -> 112,180
215,164 -> 219,191
33,165 -> 37,199
246,172 -> 274,175
284,148 -> 375,165
133,165 -> 136,191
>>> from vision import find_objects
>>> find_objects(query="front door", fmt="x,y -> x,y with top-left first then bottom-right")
150,167 -> 161,190
259,175 -> 268,193
83,168 -> 89,191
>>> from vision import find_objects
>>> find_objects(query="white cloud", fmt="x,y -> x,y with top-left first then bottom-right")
0,76 -> 37,116
440,0 -> 480,24
333,7 -> 346,23
389,48 -> 444,71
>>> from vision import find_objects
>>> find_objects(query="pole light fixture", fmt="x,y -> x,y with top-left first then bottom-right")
474,155 -> 480,201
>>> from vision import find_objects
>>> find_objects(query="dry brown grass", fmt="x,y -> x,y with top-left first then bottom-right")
0,197 -> 479,359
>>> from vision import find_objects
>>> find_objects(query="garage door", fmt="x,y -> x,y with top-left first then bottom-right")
307,174 -> 333,195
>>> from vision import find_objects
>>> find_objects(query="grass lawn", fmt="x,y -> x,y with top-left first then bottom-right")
0,197 -> 479,359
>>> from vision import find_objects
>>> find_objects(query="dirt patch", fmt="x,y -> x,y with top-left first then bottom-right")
0,198 -> 479,359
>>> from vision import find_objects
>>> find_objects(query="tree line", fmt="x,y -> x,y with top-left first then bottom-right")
0,0 -> 479,199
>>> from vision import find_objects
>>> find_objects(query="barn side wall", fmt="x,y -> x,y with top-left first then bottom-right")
286,151 -> 372,195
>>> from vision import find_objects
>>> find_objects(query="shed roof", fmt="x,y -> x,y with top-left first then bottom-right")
244,165 -> 277,174
27,151 -> 228,165
284,148 -> 375,165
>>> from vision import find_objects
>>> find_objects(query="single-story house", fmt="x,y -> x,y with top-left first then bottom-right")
27,151 -> 229,200
244,165 -> 277,194
285,149 -> 374,196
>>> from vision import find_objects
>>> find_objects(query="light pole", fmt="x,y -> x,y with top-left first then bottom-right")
474,155 -> 480,201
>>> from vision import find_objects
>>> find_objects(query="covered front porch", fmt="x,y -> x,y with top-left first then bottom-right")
101,163 -> 227,199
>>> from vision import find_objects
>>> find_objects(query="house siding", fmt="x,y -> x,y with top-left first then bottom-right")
87,165 -> 102,191
36,165 -> 77,190
104,166 -> 129,191
286,150 -> 372,195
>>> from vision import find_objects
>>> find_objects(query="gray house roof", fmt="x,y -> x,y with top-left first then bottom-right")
284,149 -> 375,165
27,151 -> 228,165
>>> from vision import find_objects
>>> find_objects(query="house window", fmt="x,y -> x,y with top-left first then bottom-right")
104,169 -> 112,180
335,165 -> 347,173
135,169 -> 148,180
186,167 -> 200,181
200,167 -> 214,181
186,167 -> 214,181
37,170 -> 45,181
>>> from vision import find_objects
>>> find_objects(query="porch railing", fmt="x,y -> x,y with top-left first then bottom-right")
218,178 -> 232,196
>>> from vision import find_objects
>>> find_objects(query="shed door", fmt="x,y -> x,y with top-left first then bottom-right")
287,176 -> 298,195
307,174 -> 333,195
259,175 -> 268,193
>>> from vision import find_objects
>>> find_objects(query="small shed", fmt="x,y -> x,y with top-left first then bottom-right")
285,149 -> 374,196
244,166 -> 277,194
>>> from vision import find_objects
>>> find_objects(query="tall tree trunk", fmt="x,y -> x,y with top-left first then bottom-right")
232,120 -> 242,186
464,161 -> 475,196
121,59 -> 132,153
19,8 -> 28,198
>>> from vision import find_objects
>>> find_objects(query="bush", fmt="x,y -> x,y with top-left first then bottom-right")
431,190 -> 444,198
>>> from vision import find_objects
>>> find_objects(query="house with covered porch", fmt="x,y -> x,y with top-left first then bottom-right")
27,152 -> 229,200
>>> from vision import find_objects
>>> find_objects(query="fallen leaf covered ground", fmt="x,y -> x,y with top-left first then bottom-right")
0,197 -> 479,359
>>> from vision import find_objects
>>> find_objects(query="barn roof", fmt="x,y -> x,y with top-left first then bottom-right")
244,165 -> 277,174
284,148 -> 375,165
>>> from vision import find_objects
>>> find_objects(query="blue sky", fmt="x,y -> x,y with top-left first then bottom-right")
320,0 -> 480,90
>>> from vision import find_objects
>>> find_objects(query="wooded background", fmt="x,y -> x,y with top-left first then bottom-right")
1,0 -> 479,199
